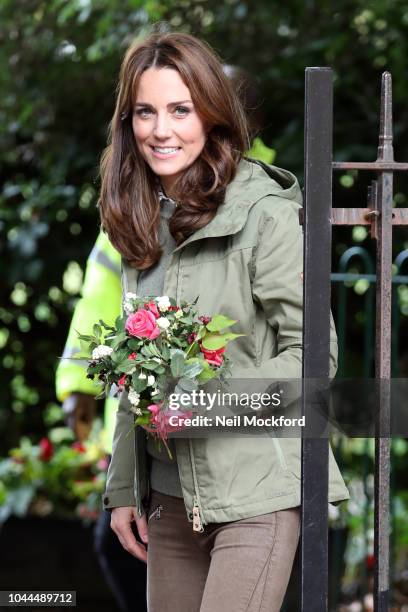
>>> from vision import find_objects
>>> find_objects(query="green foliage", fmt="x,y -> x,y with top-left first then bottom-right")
1,0 -> 408,450
170,349 -> 187,377
0,422 -> 108,524
206,314 -> 237,332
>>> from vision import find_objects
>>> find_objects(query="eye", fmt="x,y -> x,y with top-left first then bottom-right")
134,107 -> 153,118
174,106 -> 190,117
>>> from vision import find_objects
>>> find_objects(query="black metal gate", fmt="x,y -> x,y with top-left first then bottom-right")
301,68 -> 408,611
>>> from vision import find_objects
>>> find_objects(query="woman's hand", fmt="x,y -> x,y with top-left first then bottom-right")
110,506 -> 148,563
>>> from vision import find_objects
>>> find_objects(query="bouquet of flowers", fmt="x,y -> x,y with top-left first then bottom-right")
76,294 -> 242,457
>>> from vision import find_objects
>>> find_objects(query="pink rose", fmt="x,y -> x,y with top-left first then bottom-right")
144,403 -> 193,440
128,352 -> 137,360
200,345 -> 225,367
147,403 -> 161,419
144,301 -> 160,318
125,309 -> 160,340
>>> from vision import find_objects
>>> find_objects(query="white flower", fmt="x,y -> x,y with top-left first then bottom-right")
125,292 -> 138,301
129,406 -> 142,416
138,373 -> 147,380
128,389 -> 140,407
151,389 -> 160,397
157,317 -> 170,330
123,292 -> 138,315
156,296 -> 171,312
92,345 -> 113,360
124,302 -> 134,315
147,375 -> 155,386
174,309 -> 183,319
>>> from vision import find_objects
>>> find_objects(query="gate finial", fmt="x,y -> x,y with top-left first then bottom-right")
377,71 -> 394,162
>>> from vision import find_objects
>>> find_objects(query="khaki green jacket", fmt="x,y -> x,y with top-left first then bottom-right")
102,158 -> 349,526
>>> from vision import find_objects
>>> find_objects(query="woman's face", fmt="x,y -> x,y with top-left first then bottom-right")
132,67 -> 207,195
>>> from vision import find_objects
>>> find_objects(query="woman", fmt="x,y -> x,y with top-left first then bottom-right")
99,31 -> 349,612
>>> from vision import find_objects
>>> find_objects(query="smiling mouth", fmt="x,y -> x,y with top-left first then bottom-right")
150,146 -> 181,154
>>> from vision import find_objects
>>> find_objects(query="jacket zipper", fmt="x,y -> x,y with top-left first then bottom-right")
173,252 -> 203,532
192,497 -> 203,532
189,440 -> 204,532
128,265 -> 146,519
134,428 -> 144,517
148,504 -> 163,522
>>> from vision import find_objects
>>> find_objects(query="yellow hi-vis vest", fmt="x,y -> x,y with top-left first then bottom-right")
55,231 -> 122,454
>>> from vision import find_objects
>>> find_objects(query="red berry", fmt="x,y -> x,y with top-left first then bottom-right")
199,315 -> 211,325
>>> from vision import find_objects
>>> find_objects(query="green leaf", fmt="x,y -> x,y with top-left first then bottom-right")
177,377 -> 198,392
76,333 -> 94,342
143,361 -> 162,371
170,336 -> 184,348
201,332 -> 244,350
161,343 -> 170,361
111,331 -> 127,349
111,348 -> 128,364
196,325 -> 207,340
116,361 -> 137,374
179,316 -> 192,325
141,345 -> 155,357
197,368 -> 217,382
128,338 -> 141,351
99,320 -> 115,331
79,338 -> 91,356
185,342 -> 199,358
135,413 -> 151,426
206,314 -> 237,332
183,360 -> 203,378
93,323 -> 102,339
131,374 -> 147,392
170,350 -> 186,377
115,315 -> 126,331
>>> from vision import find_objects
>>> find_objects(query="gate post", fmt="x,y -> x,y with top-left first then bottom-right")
301,67 -> 333,611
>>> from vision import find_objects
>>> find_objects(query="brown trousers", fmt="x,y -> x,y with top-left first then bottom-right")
146,490 -> 300,612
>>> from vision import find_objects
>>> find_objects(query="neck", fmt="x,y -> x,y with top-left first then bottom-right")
159,176 -> 176,200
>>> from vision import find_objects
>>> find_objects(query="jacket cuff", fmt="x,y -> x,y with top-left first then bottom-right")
102,487 -> 136,511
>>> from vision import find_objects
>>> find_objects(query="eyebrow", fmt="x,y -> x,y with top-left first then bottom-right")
134,100 -> 193,107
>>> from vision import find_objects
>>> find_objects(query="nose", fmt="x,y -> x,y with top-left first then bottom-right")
153,112 -> 172,140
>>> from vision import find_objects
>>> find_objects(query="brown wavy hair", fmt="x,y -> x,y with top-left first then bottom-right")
98,31 -> 250,269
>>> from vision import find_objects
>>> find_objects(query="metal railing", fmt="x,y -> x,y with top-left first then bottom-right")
301,68 -> 408,612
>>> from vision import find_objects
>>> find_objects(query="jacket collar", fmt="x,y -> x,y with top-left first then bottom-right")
173,157 -> 302,252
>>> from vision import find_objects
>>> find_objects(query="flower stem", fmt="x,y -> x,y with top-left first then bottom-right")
161,438 -> 173,460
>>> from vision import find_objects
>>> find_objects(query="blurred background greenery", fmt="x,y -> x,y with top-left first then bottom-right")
1,0 -> 408,445
1,2 -> 408,607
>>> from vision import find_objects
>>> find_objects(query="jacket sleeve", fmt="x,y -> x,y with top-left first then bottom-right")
103,392 -> 137,511
232,198 -> 337,406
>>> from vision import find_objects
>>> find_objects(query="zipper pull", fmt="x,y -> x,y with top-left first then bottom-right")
192,498 -> 204,533
148,504 -> 163,522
